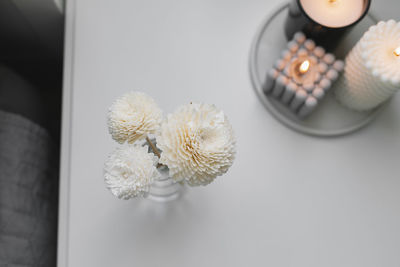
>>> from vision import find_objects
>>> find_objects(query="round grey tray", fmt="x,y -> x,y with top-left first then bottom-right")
249,4 -> 387,137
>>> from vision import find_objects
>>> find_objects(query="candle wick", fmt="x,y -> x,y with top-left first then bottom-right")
299,60 -> 310,74
394,47 -> 400,57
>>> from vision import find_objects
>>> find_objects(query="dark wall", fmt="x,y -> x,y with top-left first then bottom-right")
0,0 -> 65,140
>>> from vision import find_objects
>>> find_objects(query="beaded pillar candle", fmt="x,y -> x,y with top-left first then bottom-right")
285,0 -> 370,50
335,20 -> 400,111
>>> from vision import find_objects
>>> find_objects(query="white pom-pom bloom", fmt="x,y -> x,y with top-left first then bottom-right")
157,103 -> 236,186
104,145 -> 160,199
108,92 -> 163,144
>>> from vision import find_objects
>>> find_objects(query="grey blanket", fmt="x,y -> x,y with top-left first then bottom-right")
0,110 -> 57,266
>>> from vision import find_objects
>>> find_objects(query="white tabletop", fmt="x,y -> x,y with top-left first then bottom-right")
58,0 -> 400,266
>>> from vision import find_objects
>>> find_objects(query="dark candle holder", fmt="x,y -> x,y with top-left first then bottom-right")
284,0 -> 371,51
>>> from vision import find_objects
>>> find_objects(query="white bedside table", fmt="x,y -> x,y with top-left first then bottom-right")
58,0 -> 400,266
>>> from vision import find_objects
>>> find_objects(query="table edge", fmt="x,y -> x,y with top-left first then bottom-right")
57,0 -> 76,265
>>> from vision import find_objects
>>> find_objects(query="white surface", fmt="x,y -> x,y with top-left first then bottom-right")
59,0 -> 400,266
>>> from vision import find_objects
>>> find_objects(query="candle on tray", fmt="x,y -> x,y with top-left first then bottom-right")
285,0 -> 370,50
301,0 -> 364,28
264,32 -> 344,119
335,20 -> 400,111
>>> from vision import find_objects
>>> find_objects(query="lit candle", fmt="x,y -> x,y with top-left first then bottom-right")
290,57 -> 319,86
300,0 -> 364,28
285,0 -> 370,50
298,60 -> 310,74
263,32 -> 344,118
335,20 -> 400,111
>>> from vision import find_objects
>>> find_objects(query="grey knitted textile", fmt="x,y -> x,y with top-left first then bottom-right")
0,110 -> 57,266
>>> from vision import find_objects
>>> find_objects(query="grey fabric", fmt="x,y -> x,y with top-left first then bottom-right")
0,110 -> 57,266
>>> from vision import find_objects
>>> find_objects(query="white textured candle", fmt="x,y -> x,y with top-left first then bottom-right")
335,20 -> 400,111
300,0 -> 364,28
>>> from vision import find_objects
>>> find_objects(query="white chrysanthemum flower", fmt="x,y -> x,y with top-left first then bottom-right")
104,145 -> 160,199
157,103 -> 236,186
108,92 -> 163,144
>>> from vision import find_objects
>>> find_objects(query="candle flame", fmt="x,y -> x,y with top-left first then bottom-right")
299,60 -> 310,74
328,0 -> 337,3
394,47 -> 400,57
